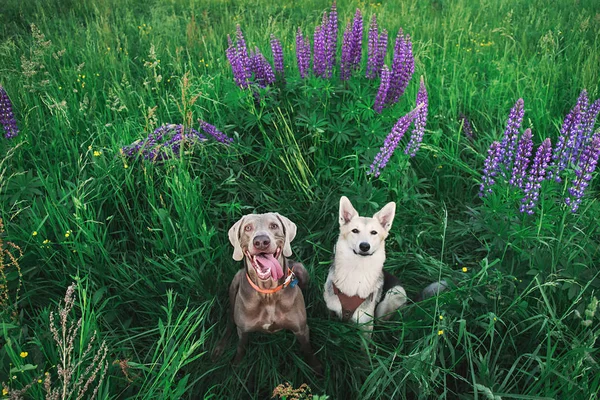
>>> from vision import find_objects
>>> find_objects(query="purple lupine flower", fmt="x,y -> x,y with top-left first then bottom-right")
313,23 -> 326,77
405,77 -> 428,157
366,15 -> 380,79
325,1 -> 338,78
570,90 -> 589,164
122,124 -> 207,161
226,34 -> 250,89
340,22 -> 353,81
385,29 -> 414,106
581,98 -> 600,141
498,98 -> 525,170
520,138 -> 552,214
479,141 -> 502,197
373,65 -> 391,113
369,108 -> 420,177
198,119 -> 234,144
552,101 -> 583,181
0,86 -> 18,139
458,112 -> 473,140
366,16 -> 387,79
350,9 -> 363,70
250,47 -> 275,87
235,26 -> 251,78
270,34 -> 285,77
296,28 -> 311,79
565,133 -> 600,212
509,128 -> 533,189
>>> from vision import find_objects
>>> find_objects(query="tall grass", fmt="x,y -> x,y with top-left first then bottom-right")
1,0 -> 599,398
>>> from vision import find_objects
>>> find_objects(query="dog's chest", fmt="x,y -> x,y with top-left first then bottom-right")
250,302 -> 287,333
333,254 -> 384,299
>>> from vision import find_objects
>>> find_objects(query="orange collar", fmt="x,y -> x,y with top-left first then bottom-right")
246,266 -> 295,295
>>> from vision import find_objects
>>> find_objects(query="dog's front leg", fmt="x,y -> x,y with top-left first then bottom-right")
293,325 -> 322,375
233,327 -> 249,365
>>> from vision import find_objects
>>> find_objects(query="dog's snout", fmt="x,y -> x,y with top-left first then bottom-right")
359,242 -> 370,252
253,235 -> 271,250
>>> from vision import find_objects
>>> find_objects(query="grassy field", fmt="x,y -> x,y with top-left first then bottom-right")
1,0 -> 600,398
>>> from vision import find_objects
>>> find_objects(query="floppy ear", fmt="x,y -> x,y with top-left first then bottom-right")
275,214 -> 297,257
228,216 -> 246,261
373,202 -> 396,232
339,196 -> 358,225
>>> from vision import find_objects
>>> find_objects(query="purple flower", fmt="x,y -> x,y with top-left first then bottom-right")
582,98 -> 600,141
373,65 -> 390,113
520,138 -> 552,214
551,100 -> 583,181
385,29 -> 414,107
405,77 -> 428,157
459,113 -> 473,140
479,141 -> 502,197
296,28 -> 311,79
250,47 -> 275,87
498,98 -> 525,170
350,9 -> 363,69
313,24 -> 326,77
0,86 -> 18,139
366,15 -> 387,79
340,22 -> 353,81
235,26 -> 251,78
565,133 -> 600,213
509,128 -> 533,189
198,119 -> 234,144
122,124 -> 207,161
270,35 -> 284,77
325,1 -> 338,78
226,31 -> 251,89
369,107 -> 420,177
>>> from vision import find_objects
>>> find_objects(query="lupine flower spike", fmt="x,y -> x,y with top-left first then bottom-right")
458,113 -> 473,140
565,133 -> 600,213
551,92 -> 588,180
0,86 -> 19,139
369,107 -> 420,177
520,138 -> 552,214
296,28 -> 311,79
509,128 -> 533,189
198,119 -> 234,144
498,98 -> 525,170
385,29 -> 414,107
270,35 -> 285,77
121,124 -> 207,161
479,141 -> 502,197
340,22 -> 353,81
405,76 -> 428,157
366,15 -> 388,80
373,65 -> 391,113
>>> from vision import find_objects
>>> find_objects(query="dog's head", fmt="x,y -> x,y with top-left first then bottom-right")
228,213 -> 297,281
337,196 -> 396,257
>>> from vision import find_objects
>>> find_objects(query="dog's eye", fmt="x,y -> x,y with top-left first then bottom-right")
244,225 -> 253,232
269,223 -> 279,230
370,230 -> 377,235
351,229 -> 359,234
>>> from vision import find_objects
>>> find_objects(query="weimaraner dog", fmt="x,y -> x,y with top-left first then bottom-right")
213,213 -> 321,372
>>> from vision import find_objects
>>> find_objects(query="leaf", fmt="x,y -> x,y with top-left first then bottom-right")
10,364 -> 37,374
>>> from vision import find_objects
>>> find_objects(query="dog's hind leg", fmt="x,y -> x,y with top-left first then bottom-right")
375,271 -> 408,320
233,327 -> 249,365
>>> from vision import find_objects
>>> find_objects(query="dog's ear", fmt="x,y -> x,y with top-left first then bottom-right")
339,196 -> 358,225
374,202 -> 396,232
275,214 -> 297,257
228,216 -> 246,261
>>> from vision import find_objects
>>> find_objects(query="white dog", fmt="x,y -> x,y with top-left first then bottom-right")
324,196 -> 408,332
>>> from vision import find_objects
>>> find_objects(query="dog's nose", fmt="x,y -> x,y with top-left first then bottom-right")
253,235 -> 271,250
359,242 -> 370,252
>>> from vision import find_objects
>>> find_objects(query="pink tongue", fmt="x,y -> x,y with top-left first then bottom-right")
255,254 -> 284,280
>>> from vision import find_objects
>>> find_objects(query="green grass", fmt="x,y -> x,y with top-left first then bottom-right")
1,0 -> 600,398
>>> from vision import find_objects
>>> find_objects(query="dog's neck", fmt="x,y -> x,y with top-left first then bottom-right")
244,255 -> 288,292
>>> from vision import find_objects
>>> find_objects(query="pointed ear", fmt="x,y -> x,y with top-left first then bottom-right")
339,196 -> 358,226
275,214 -> 297,257
373,202 -> 396,232
228,216 -> 246,261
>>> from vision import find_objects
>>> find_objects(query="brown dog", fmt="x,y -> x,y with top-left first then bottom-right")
214,213 -> 320,371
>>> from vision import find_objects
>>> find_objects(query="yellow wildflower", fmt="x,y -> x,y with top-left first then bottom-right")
93,151 -> 102,157
32,231 -> 38,236
438,330 -> 444,336
462,267 -> 468,272
38,379 -> 42,383
43,239 -> 50,244
2,388 -> 8,395
439,315 -> 443,320
20,351 -> 28,358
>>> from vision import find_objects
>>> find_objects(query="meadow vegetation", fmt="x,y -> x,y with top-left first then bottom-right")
1,0 -> 599,398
